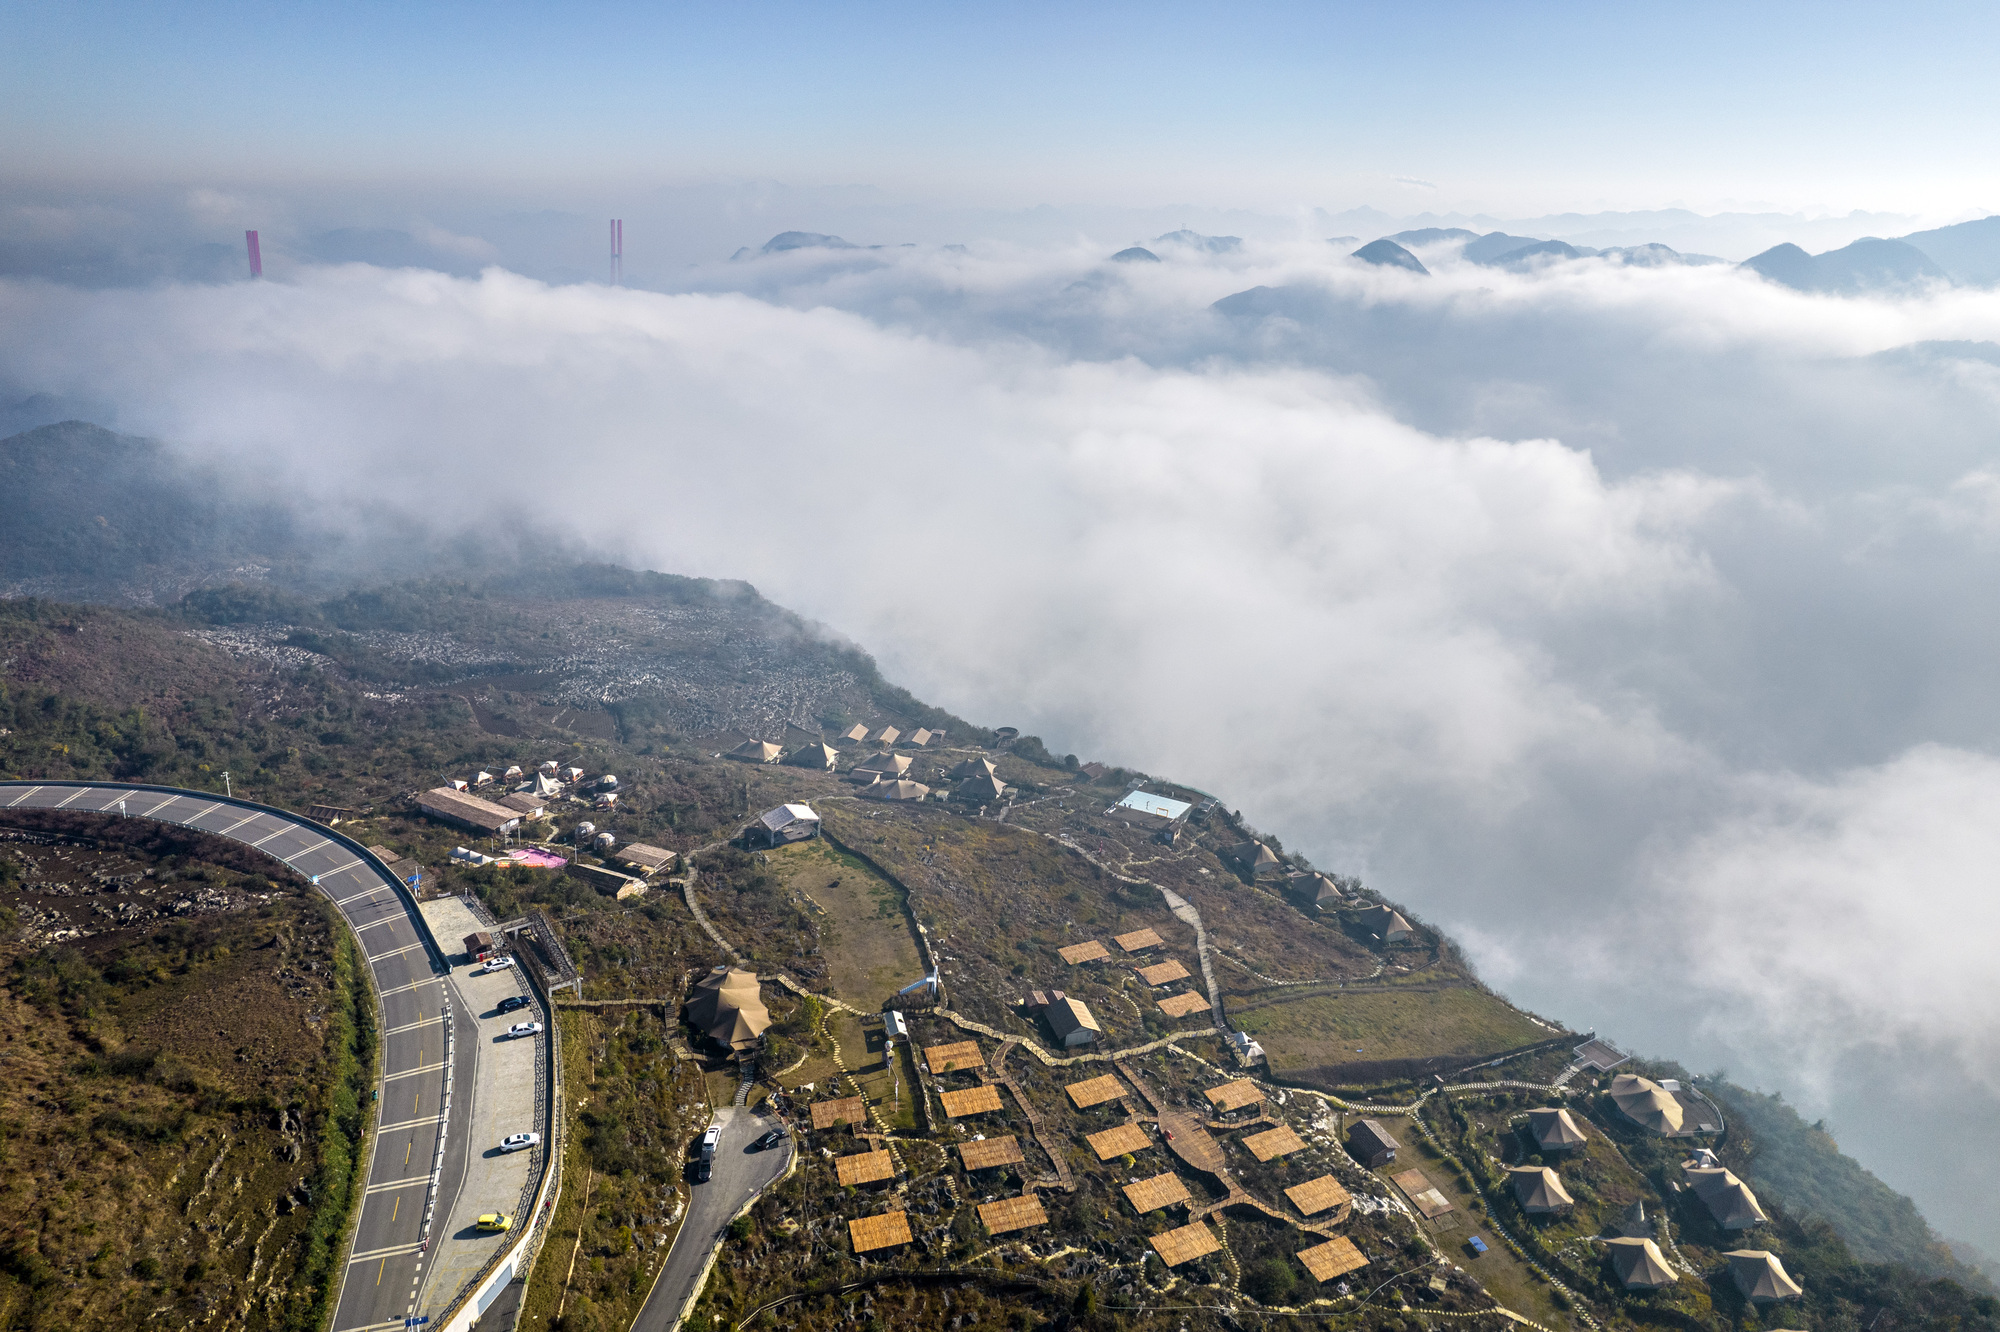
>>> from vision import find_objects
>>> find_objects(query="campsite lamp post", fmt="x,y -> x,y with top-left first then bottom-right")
222,771 -> 232,798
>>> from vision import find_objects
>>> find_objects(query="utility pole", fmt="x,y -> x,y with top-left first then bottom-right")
223,771 -> 233,799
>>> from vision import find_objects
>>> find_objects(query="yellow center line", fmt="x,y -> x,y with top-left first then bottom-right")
404,1139 -> 412,1166
391,1196 -> 400,1222
415,1092 -> 421,1115
377,1257 -> 386,1286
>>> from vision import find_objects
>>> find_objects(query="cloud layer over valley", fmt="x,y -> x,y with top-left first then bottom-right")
8,239 -> 2000,1246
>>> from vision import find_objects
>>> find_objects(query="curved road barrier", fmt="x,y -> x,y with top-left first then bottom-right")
0,781 -> 547,1332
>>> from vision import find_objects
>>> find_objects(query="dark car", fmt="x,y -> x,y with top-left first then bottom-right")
497,995 -> 530,1013
693,1159 -> 712,1184
753,1130 -> 786,1151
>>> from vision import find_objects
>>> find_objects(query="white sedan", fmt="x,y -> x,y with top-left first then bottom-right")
506,1021 -> 544,1039
500,1132 -> 542,1153
480,955 -> 516,973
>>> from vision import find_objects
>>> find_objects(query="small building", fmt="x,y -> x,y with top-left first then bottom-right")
462,930 -> 495,961
563,766 -> 585,783
500,793 -> 548,820
367,844 -> 422,890
1347,1118 -> 1401,1167
1609,1073 -> 1684,1134
948,757 -> 998,780
1606,1237 -> 1677,1289
865,779 -> 930,802
474,770 -> 494,787
727,740 -> 783,764
906,728 -> 936,747
304,804 -> 353,825
538,760 -> 559,775
749,803 -> 821,848
952,773 -> 1008,803
1115,790 -> 1192,825
1222,840 -> 1284,879
534,772 -> 564,799
938,1086 -> 1004,1118
1021,988 -> 1064,1013
416,787 -> 522,836
1243,1125 -> 1306,1162
1290,871 -> 1343,911
1352,904 -> 1415,943
809,1096 -> 868,1131
1137,960 -> 1189,986
1508,1165 -> 1576,1213
1725,1250 -> 1802,1303
1045,996 -> 1101,1047
871,726 -> 901,746
616,843 -> 675,874
685,964 -> 771,1059
503,765 -> 523,779
784,743 -> 839,771
1526,1107 -> 1589,1153
1150,1222 -> 1222,1268
840,723 -> 869,742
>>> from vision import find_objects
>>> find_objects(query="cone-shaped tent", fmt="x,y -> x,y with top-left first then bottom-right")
949,757 -> 998,779
1607,1237 -> 1677,1289
728,740 -> 783,764
1609,1073 -> 1684,1134
1725,1250 -> 1802,1302
1507,1166 -> 1575,1213
1354,904 -> 1415,942
784,743 -> 839,770
1527,1107 -> 1589,1152
1686,1167 -> 1769,1229
685,965 -> 770,1055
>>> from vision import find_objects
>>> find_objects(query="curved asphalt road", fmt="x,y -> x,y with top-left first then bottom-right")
0,781 -> 475,1332
631,1106 -> 793,1332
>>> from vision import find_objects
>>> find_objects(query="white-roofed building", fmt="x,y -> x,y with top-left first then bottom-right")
750,803 -> 822,848
1115,790 -> 1193,824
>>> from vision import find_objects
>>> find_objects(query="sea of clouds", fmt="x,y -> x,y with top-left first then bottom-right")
5,234 -> 2000,1247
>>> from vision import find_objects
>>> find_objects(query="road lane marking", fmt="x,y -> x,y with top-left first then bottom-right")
378,978 -> 443,998
140,794 -> 177,816
249,825 -> 296,847
313,857 -> 364,881
381,1063 -> 446,1084
335,888 -> 386,907
361,1179 -> 431,1196
217,812 -> 262,836
367,942 -> 427,963
345,1241 -> 422,1260
375,1117 -> 436,1134
183,801 -> 226,826
382,1017 -> 444,1037
377,1257 -> 386,1286
53,786 -> 91,808
390,1196 -> 399,1223
5,787 -> 41,806
351,916 -> 403,934
284,837 -> 334,862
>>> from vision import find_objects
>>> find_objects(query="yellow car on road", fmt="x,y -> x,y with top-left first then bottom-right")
477,1213 -> 512,1232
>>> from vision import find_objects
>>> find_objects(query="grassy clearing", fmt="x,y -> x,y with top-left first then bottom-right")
518,1009 -> 708,1332
1231,985 -> 1548,1087
768,839 -> 923,1010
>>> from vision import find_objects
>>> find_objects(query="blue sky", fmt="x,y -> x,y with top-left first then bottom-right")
7,0 -> 2000,217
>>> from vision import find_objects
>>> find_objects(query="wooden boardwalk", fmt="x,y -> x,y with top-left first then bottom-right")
982,1039 -> 1077,1193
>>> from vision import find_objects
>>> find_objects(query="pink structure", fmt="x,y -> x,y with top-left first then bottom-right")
245,229 -> 263,278
610,218 -> 622,285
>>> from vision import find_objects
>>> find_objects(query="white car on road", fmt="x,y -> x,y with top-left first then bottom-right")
500,1132 -> 542,1153
506,1021 -> 543,1038
480,955 -> 516,973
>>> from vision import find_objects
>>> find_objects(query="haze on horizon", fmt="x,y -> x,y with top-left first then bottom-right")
9,0 -> 2000,1265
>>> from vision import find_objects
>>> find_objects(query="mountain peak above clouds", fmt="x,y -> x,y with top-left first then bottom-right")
1152,229 -> 1243,254
760,231 -> 860,253
1741,237 -> 1947,294
1351,238 -> 1429,274
1110,246 -> 1161,263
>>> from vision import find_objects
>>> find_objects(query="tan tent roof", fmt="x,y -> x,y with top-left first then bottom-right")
684,965 -> 770,1051
1224,841 -> 1281,872
953,773 -> 1008,801
1243,1126 -> 1306,1161
1726,1250 -> 1802,1302
1509,1165 -> 1575,1212
906,728 -> 935,747
783,743 -> 839,770
1354,904 -> 1414,941
1297,1236 -> 1368,1282
840,724 -> 869,742
1528,1107 -> 1589,1150
978,1195 -> 1047,1234
1610,1074 -> 1684,1134
949,757 -> 998,779
855,751 -> 912,776
1065,1074 -> 1125,1108
866,779 -> 930,801
1087,1124 -> 1150,1160
1686,1167 -> 1769,1228
871,726 -> 901,745
958,1136 -> 1024,1171
728,740 -> 783,763
848,1212 -> 912,1253
1607,1237 -> 1677,1289
1158,991 -> 1210,1017
1293,871 -> 1342,905
1123,1172 -> 1190,1213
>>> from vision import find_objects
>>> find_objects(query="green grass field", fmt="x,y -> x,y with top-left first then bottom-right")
769,839 -> 926,1010
1231,985 -> 1548,1083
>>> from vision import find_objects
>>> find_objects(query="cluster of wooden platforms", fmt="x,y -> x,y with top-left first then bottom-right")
1114,928 -> 1164,952
923,1040 -> 983,1072
809,1096 -> 868,1130
1285,1175 -> 1353,1218
1087,1124 -> 1151,1160
1150,1221 -> 1222,1266
958,1136 -> 1024,1171
1243,1125 -> 1307,1161
1204,1080 -> 1264,1112
849,1212 -> 912,1253
1157,992 -> 1209,1018
939,1085 -> 1005,1118
977,1195 -> 1048,1235
1137,959 -> 1189,985
835,1150 -> 895,1186
1058,940 -> 1110,964
1065,1074 -> 1126,1108
1297,1236 -> 1368,1282
1123,1172 -> 1191,1214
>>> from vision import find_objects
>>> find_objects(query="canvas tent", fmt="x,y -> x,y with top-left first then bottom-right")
1527,1107 -> 1589,1152
1610,1073 -> 1684,1134
1291,871 -> 1342,910
949,757 -> 998,780
1508,1166 -> 1576,1213
852,752 -> 912,779
1353,904 -> 1415,942
727,740 -> 783,764
953,773 -> 1008,803
866,779 -> 931,802
1725,1250 -> 1802,1303
685,964 -> 771,1056
1222,841 -> 1284,879
784,743 -> 839,771
1606,1237 -> 1677,1289
1685,1166 -> 1769,1229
